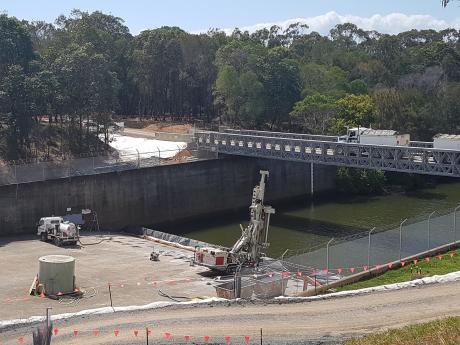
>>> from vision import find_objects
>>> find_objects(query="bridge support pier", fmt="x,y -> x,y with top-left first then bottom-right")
310,162 -> 314,197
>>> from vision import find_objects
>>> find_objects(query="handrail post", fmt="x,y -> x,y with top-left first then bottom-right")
428,211 -> 436,250
399,219 -> 408,261
326,238 -> 334,285
454,205 -> 460,243
368,227 -> 376,268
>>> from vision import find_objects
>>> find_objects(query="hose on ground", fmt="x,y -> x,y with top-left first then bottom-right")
158,289 -> 191,302
78,236 -> 111,246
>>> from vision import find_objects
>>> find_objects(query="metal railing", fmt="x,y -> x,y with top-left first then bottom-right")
0,148 -> 201,186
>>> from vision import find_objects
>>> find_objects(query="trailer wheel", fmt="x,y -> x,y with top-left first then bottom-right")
54,237 -> 62,247
40,232 -> 47,242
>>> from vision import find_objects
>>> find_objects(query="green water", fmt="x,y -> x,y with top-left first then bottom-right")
177,182 -> 460,258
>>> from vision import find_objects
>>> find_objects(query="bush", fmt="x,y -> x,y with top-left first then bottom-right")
336,167 -> 386,195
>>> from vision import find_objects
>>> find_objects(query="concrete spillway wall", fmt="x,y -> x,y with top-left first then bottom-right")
0,157 -> 336,236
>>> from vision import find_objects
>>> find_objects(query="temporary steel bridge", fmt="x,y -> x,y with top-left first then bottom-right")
195,129 -> 460,178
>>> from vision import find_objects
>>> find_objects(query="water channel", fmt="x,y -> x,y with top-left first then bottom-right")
176,182 -> 460,258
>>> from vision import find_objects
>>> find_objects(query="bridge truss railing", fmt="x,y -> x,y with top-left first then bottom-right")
222,128 -> 338,142
195,130 -> 460,178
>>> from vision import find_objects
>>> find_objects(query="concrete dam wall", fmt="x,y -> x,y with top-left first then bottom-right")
0,157 -> 336,236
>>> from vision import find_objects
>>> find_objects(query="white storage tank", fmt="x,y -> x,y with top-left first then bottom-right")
433,134 -> 460,150
39,255 -> 75,295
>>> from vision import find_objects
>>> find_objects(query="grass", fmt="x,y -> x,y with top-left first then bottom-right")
338,249 -> 460,291
345,317 -> 460,345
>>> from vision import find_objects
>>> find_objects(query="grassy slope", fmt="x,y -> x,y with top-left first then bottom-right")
345,317 -> 460,345
338,249 -> 460,291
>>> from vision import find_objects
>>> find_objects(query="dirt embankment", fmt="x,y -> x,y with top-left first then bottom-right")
123,120 -> 193,134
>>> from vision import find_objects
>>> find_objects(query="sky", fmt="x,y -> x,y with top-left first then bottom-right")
1,0 -> 460,35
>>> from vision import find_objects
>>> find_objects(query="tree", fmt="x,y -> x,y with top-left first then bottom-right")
349,79 -> 368,95
0,65 -> 34,158
336,167 -> 386,195
334,94 -> 376,133
214,66 -> 264,126
261,50 -> 301,128
290,94 -> 337,134
299,63 -> 349,99
51,43 -> 120,151
0,14 -> 34,76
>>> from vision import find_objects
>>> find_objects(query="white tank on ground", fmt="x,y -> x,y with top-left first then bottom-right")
38,255 -> 75,295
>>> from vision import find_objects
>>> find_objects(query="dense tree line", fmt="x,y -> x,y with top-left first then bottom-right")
1,10 -> 460,160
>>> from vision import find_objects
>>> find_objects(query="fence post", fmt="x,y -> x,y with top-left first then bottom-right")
428,211 -> 436,250
326,238 -> 334,285
454,205 -> 460,244
136,149 -> 140,168
158,148 -> 161,164
368,227 -> 376,269
399,219 -> 408,261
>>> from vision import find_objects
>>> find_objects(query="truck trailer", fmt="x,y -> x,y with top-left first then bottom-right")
339,127 -> 410,146
433,134 -> 460,150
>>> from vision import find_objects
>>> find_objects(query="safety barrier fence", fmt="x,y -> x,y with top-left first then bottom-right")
0,148 -> 200,186
282,204 -> 460,278
3,329 -> 258,344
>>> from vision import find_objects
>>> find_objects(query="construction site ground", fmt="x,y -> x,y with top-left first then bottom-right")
1,279 -> 459,344
0,233 -> 216,322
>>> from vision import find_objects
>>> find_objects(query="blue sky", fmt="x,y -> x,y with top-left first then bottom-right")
2,0 -> 459,34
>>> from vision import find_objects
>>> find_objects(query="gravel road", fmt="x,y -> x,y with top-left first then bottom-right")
2,281 -> 459,345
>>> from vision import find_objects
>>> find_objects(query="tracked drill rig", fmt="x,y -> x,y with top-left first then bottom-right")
194,170 -> 275,272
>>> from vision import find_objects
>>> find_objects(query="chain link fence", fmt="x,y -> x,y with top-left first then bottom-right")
0,148 -> 204,186
283,205 -> 460,278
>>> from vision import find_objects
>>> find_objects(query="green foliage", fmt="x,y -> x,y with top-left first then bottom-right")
346,317 -> 460,345
349,79 -> 368,94
1,10 -> 460,159
339,249 -> 460,292
290,93 -> 337,134
333,94 -> 376,134
0,14 -> 34,74
300,63 -> 349,99
336,167 -> 386,195
214,66 -> 264,126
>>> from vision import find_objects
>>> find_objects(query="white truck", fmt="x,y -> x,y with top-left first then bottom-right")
339,127 -> 410,146
433,134 -> 460,150
37,217 -> 79,246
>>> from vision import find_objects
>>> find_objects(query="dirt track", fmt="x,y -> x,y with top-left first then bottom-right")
2,280 -> 459,345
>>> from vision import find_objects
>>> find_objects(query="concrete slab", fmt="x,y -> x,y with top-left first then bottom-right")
0,233 -> 216,321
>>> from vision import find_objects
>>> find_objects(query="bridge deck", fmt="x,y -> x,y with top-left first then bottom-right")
196,130 -> 460,177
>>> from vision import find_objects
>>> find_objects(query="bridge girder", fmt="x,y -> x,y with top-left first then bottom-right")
196,130 -> 460,178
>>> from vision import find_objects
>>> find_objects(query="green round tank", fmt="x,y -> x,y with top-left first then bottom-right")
39,255 -> 75,295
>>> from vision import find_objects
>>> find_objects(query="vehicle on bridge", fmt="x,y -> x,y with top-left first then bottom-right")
433,134 -> 460,150
338,127 -> 410,146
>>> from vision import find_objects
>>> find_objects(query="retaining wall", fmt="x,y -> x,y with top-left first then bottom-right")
0,157 -> 336,236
